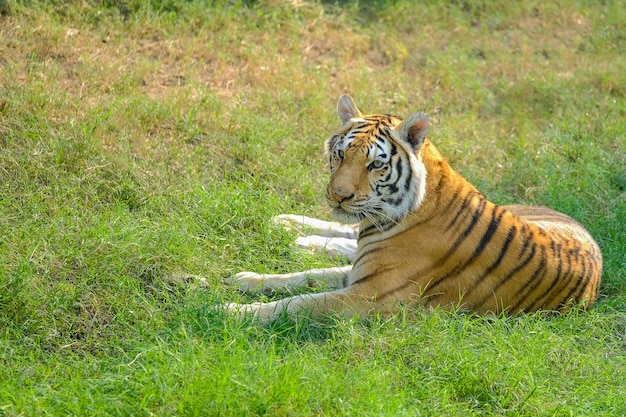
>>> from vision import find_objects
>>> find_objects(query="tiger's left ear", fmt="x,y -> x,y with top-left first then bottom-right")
397,111 -> 430,151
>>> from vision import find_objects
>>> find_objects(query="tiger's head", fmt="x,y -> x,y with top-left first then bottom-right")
325,95 -> 430,229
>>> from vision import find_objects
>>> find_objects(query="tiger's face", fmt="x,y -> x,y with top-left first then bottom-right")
325,96 -> 430,229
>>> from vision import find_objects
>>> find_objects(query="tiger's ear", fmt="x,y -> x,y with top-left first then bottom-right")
337,95 -> 363,125
397,111 -> 430,151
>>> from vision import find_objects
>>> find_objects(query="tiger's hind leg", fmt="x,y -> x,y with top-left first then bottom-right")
273,214 -> 358,261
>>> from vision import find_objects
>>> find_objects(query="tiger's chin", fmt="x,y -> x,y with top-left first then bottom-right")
330,207 -> 364,224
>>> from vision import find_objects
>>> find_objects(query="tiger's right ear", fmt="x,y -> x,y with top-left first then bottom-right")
337,95 -> 363,125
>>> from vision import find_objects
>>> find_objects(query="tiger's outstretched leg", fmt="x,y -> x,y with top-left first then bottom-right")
224,286 -> 398,323
225,215 -> 356,295
273,214 -> 359,238
225,215 -> 355,295
224,265 -> 352,294
273,214 -> 358,261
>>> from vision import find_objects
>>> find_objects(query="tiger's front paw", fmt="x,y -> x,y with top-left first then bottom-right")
222,272 -> 268,294
223,301 -> 280,322
224,302 -> 258,315
272,214 -> 307,235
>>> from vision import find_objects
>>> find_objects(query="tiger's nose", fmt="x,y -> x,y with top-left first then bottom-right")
330,190 -> 355,203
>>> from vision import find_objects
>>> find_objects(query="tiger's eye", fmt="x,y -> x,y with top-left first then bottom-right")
372,160 -> 385,169
336,149 -> 345,160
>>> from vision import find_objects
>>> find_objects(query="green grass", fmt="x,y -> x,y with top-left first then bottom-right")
0,0 -> 624,415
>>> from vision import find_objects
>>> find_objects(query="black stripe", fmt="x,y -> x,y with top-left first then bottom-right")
446,198 -> 487,250
507,222 -> 533,264
557,247 -> 584,305
372,221 -> 398,234
448,197 -> 488,253
404,196 -> 490,289
586,255 -> 600,298
424,202 -> 501,293
394,155 -> 403,183
382,196 -> 403,207
524,240 -> 565,311
511,246 -> 548,312
438,183 -> 466,220
351,266 -> 395,285
402,166 -> 413,192
376,280 -> 414,303
407,181 -> 464,229
383,183 -> 400,195
352,242 -> 384,267
381,169 -> 394,183
560,273 -> 586,309
342,274 -> 349,288
560,250 -> 591,308
530,241 -> 577,311
472,206 -> 505,257
359,224 -> 378,238
467,225 -> 517,303
480,235 -> 537,305
444,191 -> 478,233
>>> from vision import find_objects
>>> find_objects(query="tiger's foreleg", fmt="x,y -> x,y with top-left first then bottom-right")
223,265 -> 353,294
273,214 -> 358,261
294,235 -> 357,261
225,287 -> 378,322
273,214 -> 359,238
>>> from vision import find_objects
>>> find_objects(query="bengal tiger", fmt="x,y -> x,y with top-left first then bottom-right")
223,95 -> 603,322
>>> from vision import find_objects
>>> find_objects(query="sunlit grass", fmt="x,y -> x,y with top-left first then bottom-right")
0,0 -> 624,415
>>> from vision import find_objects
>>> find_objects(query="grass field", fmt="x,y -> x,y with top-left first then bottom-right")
0,0 -> 624,415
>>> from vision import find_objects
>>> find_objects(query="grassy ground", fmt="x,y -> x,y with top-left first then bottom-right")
0,0 -> 624,415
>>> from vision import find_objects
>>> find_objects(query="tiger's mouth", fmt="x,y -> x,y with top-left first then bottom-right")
329,196 -> 405,230
327,193 -> 385,224
330,206 -> 364,224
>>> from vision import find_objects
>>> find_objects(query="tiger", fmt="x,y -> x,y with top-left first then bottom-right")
223,95 -> 603,322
